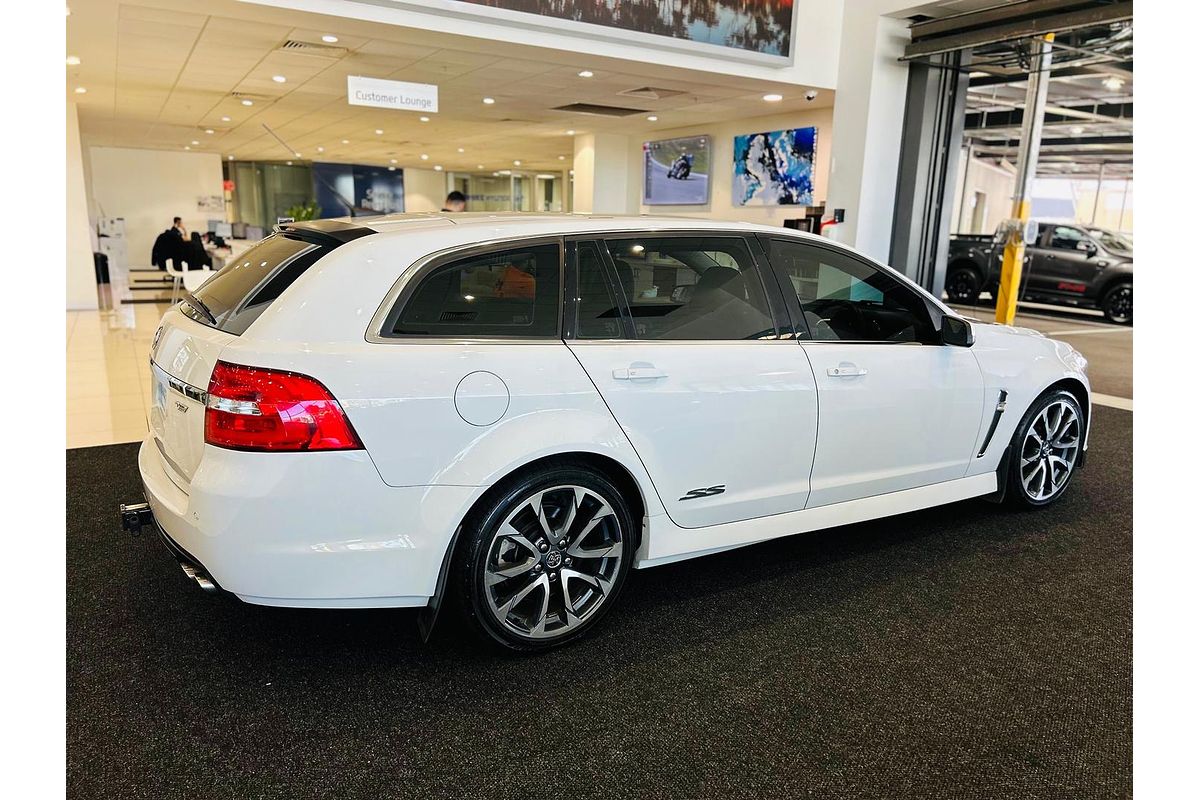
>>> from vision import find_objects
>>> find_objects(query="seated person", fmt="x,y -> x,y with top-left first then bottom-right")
151,228 -> 186,270
182,232 -> 212,270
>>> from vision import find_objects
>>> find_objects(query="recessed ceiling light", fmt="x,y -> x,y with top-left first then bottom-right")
434,165 -> 443,171
221,116 -> 231,122
286,161 -> 293,166
204,129 -> 214,135
66,55 -> 80,66
420,153 -> 429,160
763,93 -> 784,102
482,97 -> 495,104
322,34 -> 338,43
228,155 -> 234,160
566,129 -> 576,136
390,159 -> 397,164
191,140 -> 200,145
578,70 -> 594,78
272,75 -> 287,83
184,145 -> 191,150
375,129 -> 384,135
513,160 -> 521,166
419,116 -> 430,122
1102,76 -> 1125,91
477,164 -> 484,169
647,115 -> 658,122
74,87 -> 87,94
241,99 -> 253,106
293,152 -> 302,158
341,139 -> 350,144
388,166 -> 396,171
558,155 -> 566,160
457,147 -> 465,153
316,146 -> 324,153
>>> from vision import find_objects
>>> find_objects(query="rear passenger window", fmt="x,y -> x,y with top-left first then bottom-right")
391,244 -> 561,337
602,236 -> 775,340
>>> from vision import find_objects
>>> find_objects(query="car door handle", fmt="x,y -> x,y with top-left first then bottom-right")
827,364 -> 867,378
613,366 -> 668,380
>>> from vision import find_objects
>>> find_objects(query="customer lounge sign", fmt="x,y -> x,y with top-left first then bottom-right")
347,75 -> 438,113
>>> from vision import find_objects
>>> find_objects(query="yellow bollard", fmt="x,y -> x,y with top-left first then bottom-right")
994,200 -> 1030,325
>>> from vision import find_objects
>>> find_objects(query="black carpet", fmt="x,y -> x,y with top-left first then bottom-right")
67,408 -> 1131,799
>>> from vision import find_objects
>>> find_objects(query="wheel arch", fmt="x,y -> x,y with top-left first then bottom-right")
1041,376 -> 1091,448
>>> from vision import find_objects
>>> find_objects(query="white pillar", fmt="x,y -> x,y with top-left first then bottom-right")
825,12 -> 912,261
66,102 -> 98,310
572,133 -> 632,214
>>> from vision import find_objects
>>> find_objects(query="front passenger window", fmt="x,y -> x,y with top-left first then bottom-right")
766,239 -> 936,343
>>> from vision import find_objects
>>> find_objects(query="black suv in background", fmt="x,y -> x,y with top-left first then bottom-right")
944,222 -> 1133,324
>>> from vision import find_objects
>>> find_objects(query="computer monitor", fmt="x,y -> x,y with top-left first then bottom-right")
215,222 -> 232,238
231,222 -> 247,239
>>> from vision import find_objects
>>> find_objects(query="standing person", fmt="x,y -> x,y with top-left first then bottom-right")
441,191 -> 466,212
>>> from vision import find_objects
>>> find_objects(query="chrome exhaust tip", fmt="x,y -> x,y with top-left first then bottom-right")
178,562 -> 219,594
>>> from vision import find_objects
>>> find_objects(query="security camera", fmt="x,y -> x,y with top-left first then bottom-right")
804,90 -> 819,102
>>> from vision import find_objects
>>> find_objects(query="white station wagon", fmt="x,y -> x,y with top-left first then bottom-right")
126,213 -> 1091,651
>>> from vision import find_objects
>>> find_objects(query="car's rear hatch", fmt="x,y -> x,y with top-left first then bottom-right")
148,222 -> 371,489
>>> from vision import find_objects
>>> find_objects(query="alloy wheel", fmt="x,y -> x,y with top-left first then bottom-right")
1105,285 -> 1132,324
483,485 -> 624,640
1019,399 -> 1082,502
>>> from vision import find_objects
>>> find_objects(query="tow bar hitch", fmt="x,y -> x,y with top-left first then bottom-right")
119,502 -> 154,535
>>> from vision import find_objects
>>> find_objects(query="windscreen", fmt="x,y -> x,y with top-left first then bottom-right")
182,234 -> 324,335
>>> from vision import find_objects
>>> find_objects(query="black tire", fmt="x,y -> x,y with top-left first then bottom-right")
945,266 -> 982,304
1101,282 -> 1132,325
1006,389 -> 1085,509
453,463 -> 634,652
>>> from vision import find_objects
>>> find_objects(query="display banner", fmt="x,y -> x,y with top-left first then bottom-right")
347,75 -> 439,113
312,163 -> 405,218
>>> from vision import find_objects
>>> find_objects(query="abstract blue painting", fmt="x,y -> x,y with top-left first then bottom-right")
732,127 -> 817,206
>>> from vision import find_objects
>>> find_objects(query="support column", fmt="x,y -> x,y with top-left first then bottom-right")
66,102 -> 98,310
889,48 -> 971,293
572,133 -> 631,214
824,13 -> 912,262
995,33 -> 1054,325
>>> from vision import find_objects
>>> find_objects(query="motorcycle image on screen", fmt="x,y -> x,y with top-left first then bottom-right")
667,154 -> 693,180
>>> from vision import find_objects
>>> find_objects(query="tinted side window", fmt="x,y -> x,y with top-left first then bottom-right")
602,236 -> 775,341
575,242 -> 625,340
766,239 -> 936,344
1049,226 -> 1087,250
392,244 -> 560,337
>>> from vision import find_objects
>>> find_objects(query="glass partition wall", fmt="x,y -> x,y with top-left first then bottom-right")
448,170 -> 570,212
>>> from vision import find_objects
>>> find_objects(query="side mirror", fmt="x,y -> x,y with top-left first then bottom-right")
1076,240 -> 1098,257
941,315 -> 974,347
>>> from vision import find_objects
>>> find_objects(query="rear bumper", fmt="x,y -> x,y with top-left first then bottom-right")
137,437 -> 477,609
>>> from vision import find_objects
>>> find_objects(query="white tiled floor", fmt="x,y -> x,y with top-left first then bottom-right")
66,297 -> 167,449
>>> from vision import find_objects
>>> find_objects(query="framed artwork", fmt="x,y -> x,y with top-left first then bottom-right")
732,127 -> 817,206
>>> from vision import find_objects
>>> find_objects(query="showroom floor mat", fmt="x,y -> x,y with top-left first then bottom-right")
67,408 -> 1131,800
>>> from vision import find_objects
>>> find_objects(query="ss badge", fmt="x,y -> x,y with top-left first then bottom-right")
174,401 -> 188,414
679,485 -> 726,502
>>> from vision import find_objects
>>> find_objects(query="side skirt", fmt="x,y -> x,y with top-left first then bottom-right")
634,472 -> 998,569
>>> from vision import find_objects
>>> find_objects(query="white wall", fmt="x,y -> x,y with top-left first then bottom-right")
87,147 -> 224,270
404,168 -> 448,212
629,107 -> 835,226
66,103 -> 98,310
576,133 -> 632,214
825,9 -> 912,261
950,154 -> 1016,235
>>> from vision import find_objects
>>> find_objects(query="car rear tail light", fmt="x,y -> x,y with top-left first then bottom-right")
204,361 -> 362,452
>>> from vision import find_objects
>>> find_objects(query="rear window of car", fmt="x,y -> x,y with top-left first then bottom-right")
181,234 -> 326,335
